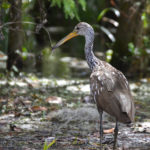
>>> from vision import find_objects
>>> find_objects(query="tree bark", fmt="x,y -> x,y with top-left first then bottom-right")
111,0 -> 146,72
0,2 -> 3,41
7,0 -> 23,71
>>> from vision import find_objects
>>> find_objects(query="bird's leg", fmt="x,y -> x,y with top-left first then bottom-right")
113,120 -> 118,150
99,111 -> 103,150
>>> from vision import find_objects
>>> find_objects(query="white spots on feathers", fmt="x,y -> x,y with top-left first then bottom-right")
124,78 -> 129,89
99,61 -> 105,67
119,72 -> 129,89
105,72 -> 109,77
95,72 -> 99,76
124,80 -> 129,89
100,87 -> 103,92
98,76 -> 100,81
97,89 -> 99,95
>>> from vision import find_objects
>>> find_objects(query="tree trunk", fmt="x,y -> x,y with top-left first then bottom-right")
111,0 -> 146,72
0,2 -> 3,41
7,0 -> 23,71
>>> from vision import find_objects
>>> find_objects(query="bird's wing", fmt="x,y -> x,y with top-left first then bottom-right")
90,68 -> 135,122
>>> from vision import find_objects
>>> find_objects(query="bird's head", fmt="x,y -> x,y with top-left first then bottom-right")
52,22 -> 94,50
74,22 -> 94,36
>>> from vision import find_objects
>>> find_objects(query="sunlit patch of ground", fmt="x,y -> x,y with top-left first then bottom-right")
0,74 -> 150,149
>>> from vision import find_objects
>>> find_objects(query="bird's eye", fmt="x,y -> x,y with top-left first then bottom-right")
76,27 -> 80,30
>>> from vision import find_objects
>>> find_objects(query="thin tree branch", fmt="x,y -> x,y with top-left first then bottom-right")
0,21 -> 52,48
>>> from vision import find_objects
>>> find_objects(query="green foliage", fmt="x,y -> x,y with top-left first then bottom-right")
128,43 -> 135,54
142,12 -> 148,28
128,42 -> 148,57
43,139 -> 56,150
50,0 -> 86,20
143,36 -> 150,48
22,47 -> 28,60
2,1 -> 10,9
63,0 -> 79,20
0,1 -> 10,51
78,0 -> 86,11
51,0 -> 62,8
95,8 -> 120,42
128,41 -> 150,76
106,49 -> 113,62
97,7 -> 120,21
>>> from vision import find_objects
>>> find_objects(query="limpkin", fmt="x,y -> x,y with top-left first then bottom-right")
52,22 -> 135,149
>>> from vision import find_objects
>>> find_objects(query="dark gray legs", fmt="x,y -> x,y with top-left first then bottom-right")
113,120 -> 118,150
99,111 -> 103,150
99,114 -> 118,150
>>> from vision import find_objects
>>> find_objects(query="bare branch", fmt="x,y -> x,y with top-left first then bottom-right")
0,21 -> 52,48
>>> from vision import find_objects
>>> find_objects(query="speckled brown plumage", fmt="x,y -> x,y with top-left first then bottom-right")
90,60 -> 135,123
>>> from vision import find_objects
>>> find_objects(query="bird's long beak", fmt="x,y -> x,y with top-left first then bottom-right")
52,31 -> 78,50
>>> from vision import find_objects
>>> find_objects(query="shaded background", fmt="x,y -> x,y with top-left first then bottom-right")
0,0 -> 150,78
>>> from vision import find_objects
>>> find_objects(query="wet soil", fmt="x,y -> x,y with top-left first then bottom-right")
0,75 -> 150,150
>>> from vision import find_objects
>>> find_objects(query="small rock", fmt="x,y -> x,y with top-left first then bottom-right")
46,96 -> 62,104
82,95 -> 94,103
45,137 -> 55,143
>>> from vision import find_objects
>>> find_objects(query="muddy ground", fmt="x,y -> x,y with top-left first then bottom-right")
0,74 -> 150,150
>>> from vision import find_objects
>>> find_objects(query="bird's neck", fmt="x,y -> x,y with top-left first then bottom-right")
84,35 -> 98,70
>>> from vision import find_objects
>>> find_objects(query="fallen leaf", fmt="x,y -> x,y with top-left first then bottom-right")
103,128 -> 114,134
24,100 -> 32,105
14,112 -> 22,117
31,106 -> 47,112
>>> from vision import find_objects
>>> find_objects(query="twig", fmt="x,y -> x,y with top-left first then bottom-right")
0,21 -> 52,48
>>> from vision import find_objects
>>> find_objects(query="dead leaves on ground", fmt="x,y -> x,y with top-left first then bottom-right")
31,106 -> 47,112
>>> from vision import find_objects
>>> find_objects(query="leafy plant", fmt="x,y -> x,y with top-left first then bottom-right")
128,42 -> 150,76
142,12 -> 148,28
43,139 -> 56,150
95,7 -> 120,42
128,42 -> 147,56
106,49 -> 113,62
97,7 -> 120,22
2,1 -> 10,9
50,0 -> 86,20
